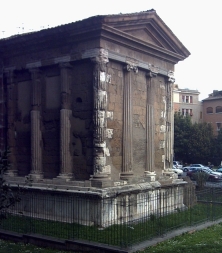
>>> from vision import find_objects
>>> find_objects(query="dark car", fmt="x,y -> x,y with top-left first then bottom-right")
187,168 -> 221,181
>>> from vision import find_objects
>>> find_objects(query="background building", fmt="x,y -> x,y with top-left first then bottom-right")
173,84 -> 202,123
202,90 -> 222,135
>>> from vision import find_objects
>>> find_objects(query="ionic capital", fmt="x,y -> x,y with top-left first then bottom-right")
167,70 -> 175,83
59,62 -> 72,69
29,68 -> 42,80
124,63 -> 138,73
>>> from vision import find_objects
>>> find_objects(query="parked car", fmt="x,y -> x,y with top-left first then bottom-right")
187,167 -> 221,181
172,165 -> 183,176
173,161 -> 183,169
182,166 -> 191,172
202,167 -> 222,177
190,164 -> 209,169
216,168 -> 222,173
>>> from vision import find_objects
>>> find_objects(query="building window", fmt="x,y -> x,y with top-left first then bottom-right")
206,107 -> 213,113
216,122 -> 222,131
190,109 -> 193,116
182,108 -> 192,116
182,95 -> 185,102
186,96 -> 189,103
216,106 -> 222,113
182,109 -> 185,116
190,96 -> 193,103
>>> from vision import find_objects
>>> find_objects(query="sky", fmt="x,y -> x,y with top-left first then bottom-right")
0,0 -> 221,101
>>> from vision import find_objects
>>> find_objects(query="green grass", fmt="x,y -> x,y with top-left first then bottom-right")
138,222 -> 222,253
1,201 -> 222,248
0,239 -> 73,253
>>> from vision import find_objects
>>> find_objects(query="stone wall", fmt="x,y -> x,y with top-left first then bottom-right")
11,182 -> 187,227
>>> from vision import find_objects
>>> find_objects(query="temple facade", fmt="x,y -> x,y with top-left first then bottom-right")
0,10 -> 190,188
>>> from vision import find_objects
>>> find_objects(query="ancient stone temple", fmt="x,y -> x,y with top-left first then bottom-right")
0,10 -> 190,225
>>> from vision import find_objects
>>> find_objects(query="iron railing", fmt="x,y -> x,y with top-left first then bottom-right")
0,184 -> 222,249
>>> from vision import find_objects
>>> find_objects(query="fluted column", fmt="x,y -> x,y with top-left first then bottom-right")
29,68 -> 43,179
91,49 -> 110,181
57,63 -> 73,180
120,63 -> 138,181
144,69 -> 159,181
165,71 -> 175,169
0,71 -> 5,154
5,70 -> 18,176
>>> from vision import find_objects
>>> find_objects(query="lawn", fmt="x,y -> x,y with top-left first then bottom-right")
0,239 -> 73,253
138,222 -> 222,253
1,200 -> 222,248
1,222 -> 222,252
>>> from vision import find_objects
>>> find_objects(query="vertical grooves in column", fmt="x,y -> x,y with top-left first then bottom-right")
31,110 -> 41,173
60,109 -> 71,174
122,69 -> 133,176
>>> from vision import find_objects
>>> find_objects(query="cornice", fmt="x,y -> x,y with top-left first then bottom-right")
3,48 -> 173,79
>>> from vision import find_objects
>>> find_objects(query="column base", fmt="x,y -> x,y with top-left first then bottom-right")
120,171 -> 134,181
90,173 -> 112,188
5,170 -> 18,177
56,173 -> 73,182
162,168 -> 178,179
28,172 -> 43,181
144,171 -> 156,182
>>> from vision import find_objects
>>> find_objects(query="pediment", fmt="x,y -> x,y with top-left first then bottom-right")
102,10 -> 190,59
121,26 -> 165,48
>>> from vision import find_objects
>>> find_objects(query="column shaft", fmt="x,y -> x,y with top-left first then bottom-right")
60,108 -> 72,175
120,64 -> 137,180
58,63 -> 73,180
29,68 -> 43,179
6,71 -> 17,176
30,110 -> 42,177
146,73 -> 155,172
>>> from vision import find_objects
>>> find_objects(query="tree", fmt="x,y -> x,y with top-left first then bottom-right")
174,112 -> 192,163
174,113 -> 215,165
0,149 -> 21,222
188,122 -> 214,164
215,129 -> 222,166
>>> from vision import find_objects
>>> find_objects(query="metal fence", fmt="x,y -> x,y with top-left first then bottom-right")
1,183 -> 222,249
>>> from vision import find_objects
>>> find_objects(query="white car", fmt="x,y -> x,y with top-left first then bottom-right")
172,165 -> 183,176
183,164 -> 208,172
173,161 -> 183,169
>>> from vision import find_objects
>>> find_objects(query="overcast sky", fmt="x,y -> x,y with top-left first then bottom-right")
0,0 -> 221,100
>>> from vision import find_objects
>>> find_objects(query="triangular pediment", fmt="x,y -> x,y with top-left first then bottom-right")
102,10 -> 190,59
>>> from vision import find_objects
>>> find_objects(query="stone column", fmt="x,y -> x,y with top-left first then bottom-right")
29,68 -> 43,179
57,63 -> 73,180
120,63 -> 138,181
0,70 -> 5,154
91,49 -> 111,185
144,68 -> 158,181
5,70 -> 18,176
165,71 -> 175,169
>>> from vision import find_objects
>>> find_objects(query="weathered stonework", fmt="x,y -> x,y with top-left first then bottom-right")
0,10 -> 189,188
